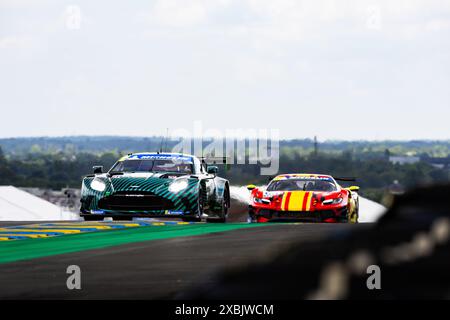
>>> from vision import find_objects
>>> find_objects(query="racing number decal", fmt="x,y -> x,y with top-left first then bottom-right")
281,192 -> 313,211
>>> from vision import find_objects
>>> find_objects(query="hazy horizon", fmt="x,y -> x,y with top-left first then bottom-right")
1,134 -> 450,143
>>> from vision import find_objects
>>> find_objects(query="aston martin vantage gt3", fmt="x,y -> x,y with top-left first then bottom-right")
80,153 -> 230,222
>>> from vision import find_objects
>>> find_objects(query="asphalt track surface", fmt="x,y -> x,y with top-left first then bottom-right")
0,221 -> 369,299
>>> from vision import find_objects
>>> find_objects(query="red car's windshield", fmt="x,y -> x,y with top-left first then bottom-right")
267,178 -> 337,192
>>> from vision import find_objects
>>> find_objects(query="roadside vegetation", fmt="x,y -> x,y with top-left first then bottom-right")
0,137 -> 449,204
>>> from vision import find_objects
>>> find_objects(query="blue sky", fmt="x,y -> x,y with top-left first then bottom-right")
1,0 -> 450,140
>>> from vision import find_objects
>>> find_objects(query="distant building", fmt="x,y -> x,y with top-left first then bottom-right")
422,157 -> 450,170
389,156 -> 420,165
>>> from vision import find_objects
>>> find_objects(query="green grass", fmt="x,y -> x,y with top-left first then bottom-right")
0,223 -> 265,264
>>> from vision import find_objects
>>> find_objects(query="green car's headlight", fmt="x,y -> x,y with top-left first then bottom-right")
169,179 -> 189,193
91,178 -> 106,192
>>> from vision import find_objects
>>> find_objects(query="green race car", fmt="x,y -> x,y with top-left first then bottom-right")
80,153 -> 230,222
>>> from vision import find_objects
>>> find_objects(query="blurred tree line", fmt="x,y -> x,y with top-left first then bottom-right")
0,146 -> 119,190
0,143 -> 449,203
1,136 -> 450,157
224,151 -> 449,202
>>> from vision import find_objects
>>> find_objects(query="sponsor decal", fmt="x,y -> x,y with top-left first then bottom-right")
263,191 -> 284,197
275,175 -> 332,181
128,154 -> 192,162
166,210 -> 184,215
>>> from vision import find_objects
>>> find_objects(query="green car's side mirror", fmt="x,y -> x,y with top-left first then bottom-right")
348,186 -> 360,192
93,166 -> 103,174
247,184 -> 257,191
207,166 -> 218,175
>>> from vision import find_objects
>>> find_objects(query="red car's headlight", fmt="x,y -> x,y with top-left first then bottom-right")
322,197 -> 343,205
253,197 -> 271,204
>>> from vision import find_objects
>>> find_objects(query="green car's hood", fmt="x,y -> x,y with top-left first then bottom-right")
102,172 -> 192,193
81,172 -> 200,213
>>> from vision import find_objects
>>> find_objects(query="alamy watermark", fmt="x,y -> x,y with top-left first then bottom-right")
366,5 -> 382,30
66,265 -> 81,290
169,121 -> 280,176
366,264 -> 381,290
64,5 -> 82,30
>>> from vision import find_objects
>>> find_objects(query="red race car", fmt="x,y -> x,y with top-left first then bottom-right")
247,174 -> 359,223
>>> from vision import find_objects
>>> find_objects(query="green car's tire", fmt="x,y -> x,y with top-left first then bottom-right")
83,215 -> 104,222
207,187 -> 229,223
112,216 -> 133,221
181,217 -> 201,222
182,188 -> 204,222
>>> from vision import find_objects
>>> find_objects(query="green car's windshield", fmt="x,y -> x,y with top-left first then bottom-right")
267,179 -> 337,192
110,159 -> 193,174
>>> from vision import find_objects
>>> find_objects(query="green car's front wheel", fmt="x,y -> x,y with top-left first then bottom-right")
207,187 -> 229,223
83,215 -> 104,222
182,189 -> 204,222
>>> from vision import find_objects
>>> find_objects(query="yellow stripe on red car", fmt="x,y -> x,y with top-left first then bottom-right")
281,191 -> 313,211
